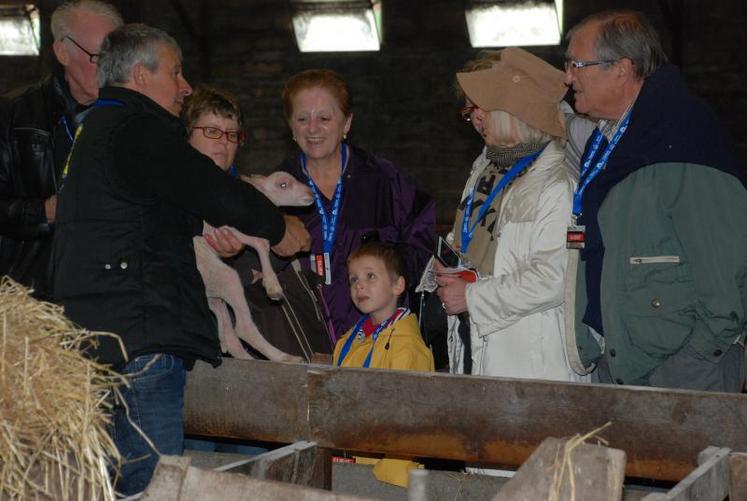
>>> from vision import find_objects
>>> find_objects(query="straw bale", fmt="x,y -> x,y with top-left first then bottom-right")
0,277 -> 124,500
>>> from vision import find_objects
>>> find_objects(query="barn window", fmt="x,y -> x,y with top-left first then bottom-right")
465,0 -> 562,48
291,0 -> 382,53
0,4 -> 39,55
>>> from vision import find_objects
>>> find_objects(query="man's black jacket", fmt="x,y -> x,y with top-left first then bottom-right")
0,67 -> 80,299
54,86 -> 285,369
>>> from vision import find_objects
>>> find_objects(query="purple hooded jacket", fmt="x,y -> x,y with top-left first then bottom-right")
282,144 -> 435,341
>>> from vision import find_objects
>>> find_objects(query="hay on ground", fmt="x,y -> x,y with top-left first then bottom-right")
0,277 -> 125,500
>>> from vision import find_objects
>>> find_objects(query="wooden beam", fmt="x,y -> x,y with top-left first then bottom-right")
729,452 -> 747,500
184,359 -> 747,482
184,359 -> 309,442
640,447 -> 730,500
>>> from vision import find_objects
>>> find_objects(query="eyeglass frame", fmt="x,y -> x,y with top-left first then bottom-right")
564,58 -> 617,71
64,36 -> 100,64
460,104 -> 478,122
191,125 -> 246,145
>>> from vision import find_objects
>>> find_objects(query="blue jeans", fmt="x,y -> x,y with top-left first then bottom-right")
113,353 -> 186,496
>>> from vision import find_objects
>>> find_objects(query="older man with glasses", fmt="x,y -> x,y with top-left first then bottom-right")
0,0 -> 122,300
563,9 -> 747,392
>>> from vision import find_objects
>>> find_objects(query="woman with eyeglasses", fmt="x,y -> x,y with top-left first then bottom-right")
183,86 -> 245,176
425,48 -> 589,384
278,69 -> 435,342
182,86 -> 267,258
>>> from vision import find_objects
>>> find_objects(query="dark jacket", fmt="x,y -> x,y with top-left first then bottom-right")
0,67 -> 83,300
579,64 -> 745,336
572,65 -> 747,385
282,145 -> 435,340
53,86 -> 285,369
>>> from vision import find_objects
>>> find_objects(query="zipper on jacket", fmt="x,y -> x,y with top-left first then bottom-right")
629,255 -> 681,265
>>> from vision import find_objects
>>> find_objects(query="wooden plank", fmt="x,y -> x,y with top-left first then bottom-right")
184,360 -> 747,482
729,452 -> 747,500
225,441 -> 330,490
492,437 -> 625,501
184,359 -> 310,442
641,447 -> 730,500
143,455 -> 369,501
142,455 -> 191,500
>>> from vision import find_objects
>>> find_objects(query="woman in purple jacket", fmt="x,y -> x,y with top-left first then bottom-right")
279,69 -> 435,341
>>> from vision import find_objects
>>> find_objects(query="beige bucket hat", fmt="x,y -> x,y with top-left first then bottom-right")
456,47 -> 567,138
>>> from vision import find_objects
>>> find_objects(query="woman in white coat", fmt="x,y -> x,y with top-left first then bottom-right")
433,47 -> 586,382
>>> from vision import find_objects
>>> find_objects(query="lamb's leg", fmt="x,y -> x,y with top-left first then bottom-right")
194,236 -> 302,363
208,297 -> 253,360
233,233 -> 283,301
203,223 -> 283,300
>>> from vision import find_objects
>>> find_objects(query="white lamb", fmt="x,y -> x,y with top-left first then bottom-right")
194,171 -> 313,362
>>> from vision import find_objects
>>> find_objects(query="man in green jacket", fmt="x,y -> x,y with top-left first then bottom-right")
563,10 -> 746,391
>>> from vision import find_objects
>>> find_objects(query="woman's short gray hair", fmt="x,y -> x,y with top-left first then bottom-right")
51,0 -> 123,40
567,10 -> 668,79
98,24 -> 183,88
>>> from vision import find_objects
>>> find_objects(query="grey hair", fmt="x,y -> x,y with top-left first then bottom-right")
51,0 -> 123,40
566,10 -> 668,79
97,24 -> 183,88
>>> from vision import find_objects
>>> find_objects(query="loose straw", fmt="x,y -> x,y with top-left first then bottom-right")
0,278 -> 126,500
548,421 -> 613,501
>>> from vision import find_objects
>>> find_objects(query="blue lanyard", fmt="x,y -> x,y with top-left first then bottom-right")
301,143 -> 348,254
336,307 -> 408,368
572,113 -> 631,217
60,116 -> 75,143
461,145 -> 545,253
61,98 -> 126,182
59,99 -> 123,143
94,98 -> 125,108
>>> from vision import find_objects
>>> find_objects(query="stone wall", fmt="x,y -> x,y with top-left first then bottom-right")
3,0 -> 745,231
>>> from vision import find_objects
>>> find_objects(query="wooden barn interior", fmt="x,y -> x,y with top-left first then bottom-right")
1,1 -> 747,499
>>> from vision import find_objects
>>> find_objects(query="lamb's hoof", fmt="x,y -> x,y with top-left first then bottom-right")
278,354 -> 304,364
266,288 -> 285,301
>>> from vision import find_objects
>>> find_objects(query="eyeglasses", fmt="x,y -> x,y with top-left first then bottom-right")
64,36 -> 100,64
460,104 -> 478,122
564,58 -> 616,71
192,126 -> 245,144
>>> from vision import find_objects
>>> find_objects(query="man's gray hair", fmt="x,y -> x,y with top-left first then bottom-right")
567,10 -> 668,79
98,24 -> 183,88
51,0 -> 123,40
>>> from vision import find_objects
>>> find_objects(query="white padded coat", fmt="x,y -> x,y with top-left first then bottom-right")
448,141 -> 588,382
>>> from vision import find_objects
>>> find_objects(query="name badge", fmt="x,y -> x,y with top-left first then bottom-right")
310,252 -> 332,285
567,224 -> 586,249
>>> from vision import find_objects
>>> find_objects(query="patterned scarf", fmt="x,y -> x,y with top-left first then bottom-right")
453,142 -> 545,275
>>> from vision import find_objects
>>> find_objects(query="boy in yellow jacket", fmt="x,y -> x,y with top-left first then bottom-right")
333,242 -> 434,487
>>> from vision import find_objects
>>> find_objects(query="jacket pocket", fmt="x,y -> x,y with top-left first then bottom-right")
621,280 -> 696,358
629,255 -> 680,265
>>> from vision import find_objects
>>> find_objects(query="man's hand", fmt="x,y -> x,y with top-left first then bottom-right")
271,215 -> 311,257
44,195 -> 56,223
204,226 -> 244,258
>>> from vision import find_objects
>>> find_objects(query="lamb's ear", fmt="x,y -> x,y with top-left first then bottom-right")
239,174 -> 258,184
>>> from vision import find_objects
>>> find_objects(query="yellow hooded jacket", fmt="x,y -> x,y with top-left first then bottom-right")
333,312 -> 435,488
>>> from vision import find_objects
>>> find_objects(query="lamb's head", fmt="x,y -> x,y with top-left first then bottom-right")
241,171 -> 314,207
